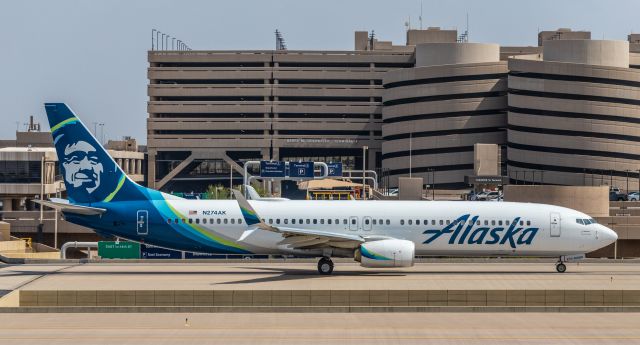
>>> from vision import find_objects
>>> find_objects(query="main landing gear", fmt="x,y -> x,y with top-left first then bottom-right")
555,260 -> 567,273
317,257 -> 334,275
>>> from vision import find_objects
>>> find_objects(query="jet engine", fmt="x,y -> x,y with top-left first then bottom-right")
354,239 -> 415,268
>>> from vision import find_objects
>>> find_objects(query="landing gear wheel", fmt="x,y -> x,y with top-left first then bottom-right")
317,257 -> 334,275
556,262 -> 567,273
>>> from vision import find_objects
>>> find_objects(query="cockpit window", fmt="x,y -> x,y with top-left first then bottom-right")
576,219 -> 584,225
589,218 -> 597,224
577,218 -> 597,225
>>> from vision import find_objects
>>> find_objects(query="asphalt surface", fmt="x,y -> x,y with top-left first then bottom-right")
1,262 -> 639,291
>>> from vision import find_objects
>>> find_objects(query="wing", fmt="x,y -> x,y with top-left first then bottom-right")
232,189 -> 364,249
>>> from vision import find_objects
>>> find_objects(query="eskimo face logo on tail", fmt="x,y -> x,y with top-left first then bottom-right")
423,214 -> 538,249
62,140 -> 103,193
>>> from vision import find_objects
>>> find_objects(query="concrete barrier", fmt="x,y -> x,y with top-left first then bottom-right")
12,289 -> 640,308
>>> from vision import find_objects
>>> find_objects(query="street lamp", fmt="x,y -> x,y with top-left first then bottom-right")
161,33 -> 165,50
151,29 -> 156,50
172,37 -> 175,50
362,146 -> 368,200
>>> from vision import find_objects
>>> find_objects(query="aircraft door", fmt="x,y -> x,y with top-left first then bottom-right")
363,216 -> 372,231
550,212 -> 561,237
349,216 -> 358,231
137,210 -> 149,235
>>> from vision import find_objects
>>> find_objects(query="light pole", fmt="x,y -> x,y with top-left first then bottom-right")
99,123 -> 105,144
362,146 -> 368,200
172,37 -> 175,50
152,29 -> 156,50
408,132 -> 412,178
161,33 -> 165,50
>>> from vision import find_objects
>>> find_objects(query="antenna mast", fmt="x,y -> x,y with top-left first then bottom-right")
275,29 -> 287,50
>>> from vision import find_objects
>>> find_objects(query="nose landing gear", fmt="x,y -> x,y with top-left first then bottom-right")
555,261 -> 567,273
317,257 -> 334,275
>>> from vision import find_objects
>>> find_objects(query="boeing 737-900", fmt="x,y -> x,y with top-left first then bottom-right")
37,103 -> 618,274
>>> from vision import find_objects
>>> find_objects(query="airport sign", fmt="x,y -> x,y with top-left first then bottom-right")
288,161 -> 314,178
327,162 -> 343,177
259,161 -> 286,178
97,241 -> 140,259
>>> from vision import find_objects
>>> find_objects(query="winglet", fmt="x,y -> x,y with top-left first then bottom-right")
232,189 -> 266,228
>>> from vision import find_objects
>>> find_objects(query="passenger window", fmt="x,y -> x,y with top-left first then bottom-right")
415,220 -> 420,225
320,219 -> 325,224
217,219 -> 221,224
351,219 -> 356,225
484,220 -> 488,226
238,219 -> 243,224
224,219 -> 228,224
328,219 -> 332,225
498,220 -> 503,226
182,218 -> 186,223
364,219 -> 369,225
292,219 -> 296,224
300,219 -> 303,224
231,218 -> 235,224
284,219 -> 288,224
174,219 -> 179,224
386,219 -> 390,225
335,219 -> 339,224
491,220 -> 495,226
306,219 -> 310,224
424,220 -> 428,225
506,220 -> 510,225
188,219 -> 193,224
400,220 -> 405,225
432,220 -> 436,225
520,221 -> 524,226
276,219 -> 281,224
343,219 -> 348,225
195,219 -> 200,224
314,219 -> 318,224
439,220 -> 443,225
408,220 -> 412,225
167,219 -> 171,224
373,219 -> 377,225
526,221 -> 531,226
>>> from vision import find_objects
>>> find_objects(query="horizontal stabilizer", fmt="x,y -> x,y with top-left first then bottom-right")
33,198 -> 106,215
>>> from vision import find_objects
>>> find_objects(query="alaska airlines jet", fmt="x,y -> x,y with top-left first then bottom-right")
38,103 -> 617,274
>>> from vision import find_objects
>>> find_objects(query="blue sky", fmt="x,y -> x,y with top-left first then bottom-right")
1,0 -> 639,144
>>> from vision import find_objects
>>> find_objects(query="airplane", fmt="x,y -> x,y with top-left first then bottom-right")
37,103 -> 618,274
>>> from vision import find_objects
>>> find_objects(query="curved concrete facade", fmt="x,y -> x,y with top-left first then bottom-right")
507,54 -> 640,189
543,40 -> 629,68
416,43 -> 500,67
382,60 -> 508,188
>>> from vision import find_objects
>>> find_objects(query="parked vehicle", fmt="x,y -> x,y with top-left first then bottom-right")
610,191 -> 628,201
628,192 -> 640,201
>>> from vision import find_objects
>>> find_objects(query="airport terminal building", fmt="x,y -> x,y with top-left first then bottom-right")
148,28 -> 640,191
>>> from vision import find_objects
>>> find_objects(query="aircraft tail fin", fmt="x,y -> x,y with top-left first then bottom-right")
45,103 -> 147,204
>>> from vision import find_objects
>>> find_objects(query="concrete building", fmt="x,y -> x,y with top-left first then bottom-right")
507,39 -> 640,188
146,28 -> 458,192
0,126 -> 145,247
382,42 -> 508,188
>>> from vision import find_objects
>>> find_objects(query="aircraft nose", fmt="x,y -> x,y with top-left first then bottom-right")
599,225 -> 618,245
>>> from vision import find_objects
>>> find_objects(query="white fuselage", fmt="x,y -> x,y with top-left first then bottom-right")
157,199 -> 617,257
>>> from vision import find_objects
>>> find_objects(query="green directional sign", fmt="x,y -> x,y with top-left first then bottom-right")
98,241 -> 141,259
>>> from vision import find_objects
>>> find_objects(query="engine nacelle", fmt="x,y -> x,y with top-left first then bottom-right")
354,239 -> 415,268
